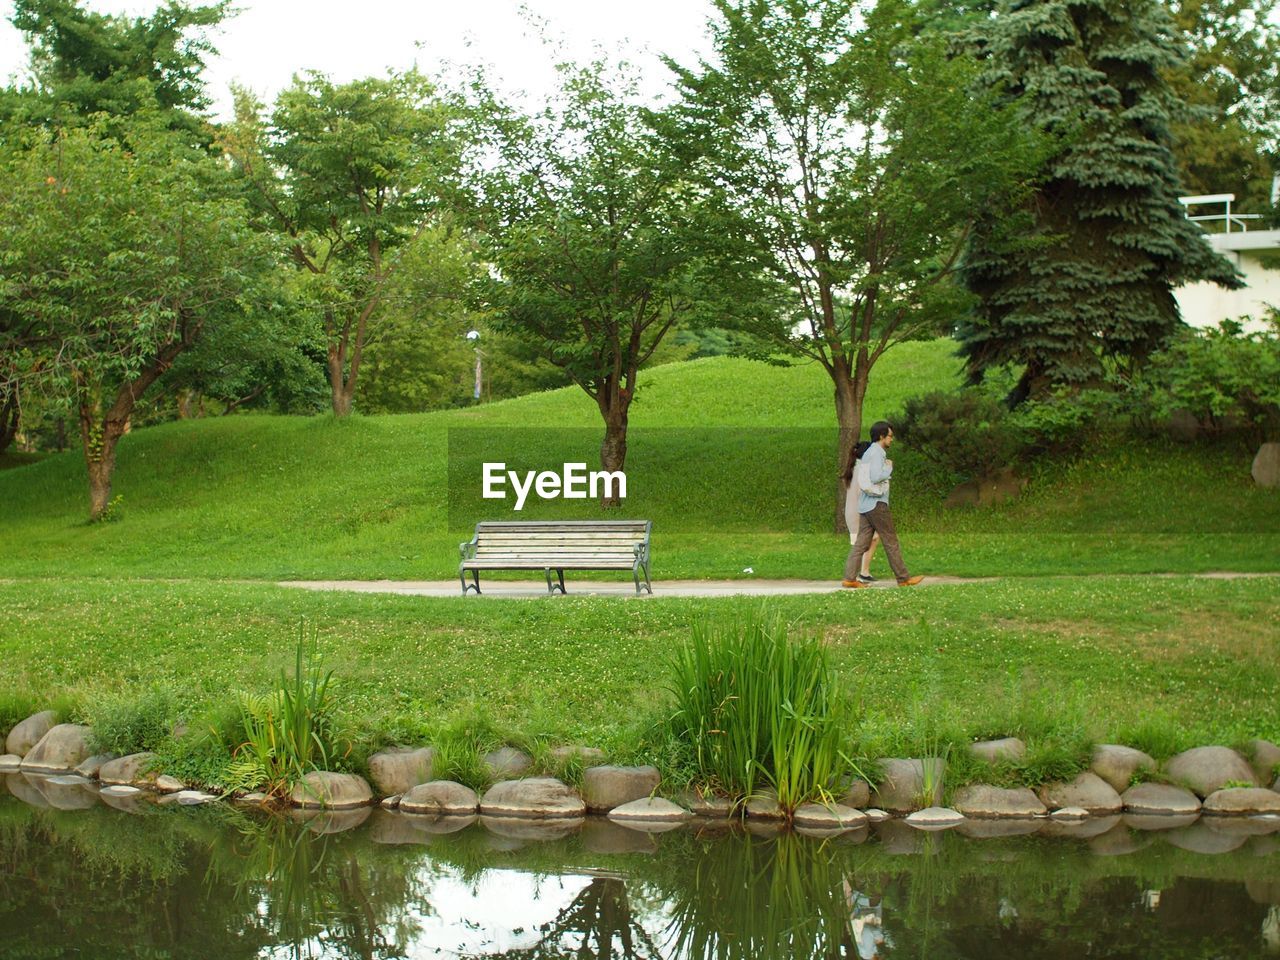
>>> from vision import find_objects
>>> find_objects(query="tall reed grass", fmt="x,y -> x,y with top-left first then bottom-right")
226,625 -> 344,795
666,609 -> 853,811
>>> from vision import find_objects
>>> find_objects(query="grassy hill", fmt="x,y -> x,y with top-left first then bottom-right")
0,338 -> 1276,579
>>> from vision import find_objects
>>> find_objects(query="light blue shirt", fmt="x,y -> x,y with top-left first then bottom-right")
858,443 -> 893,514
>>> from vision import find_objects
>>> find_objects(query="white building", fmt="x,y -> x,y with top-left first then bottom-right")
1175,193 -> 1280,333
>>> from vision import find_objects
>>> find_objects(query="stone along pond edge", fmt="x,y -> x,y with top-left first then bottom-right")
4,712 -> 1280,838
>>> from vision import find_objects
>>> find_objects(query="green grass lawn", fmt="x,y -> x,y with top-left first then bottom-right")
0,339 -> 1276,579
2,576 -> 1276,773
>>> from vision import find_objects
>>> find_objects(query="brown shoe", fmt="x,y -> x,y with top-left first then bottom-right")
841,579 -> 868,589
897,575 -> 924,587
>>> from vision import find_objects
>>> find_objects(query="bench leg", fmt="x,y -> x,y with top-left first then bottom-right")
546,568 -> 566,595
460,567 -> 480,595
634,560 -> 653,595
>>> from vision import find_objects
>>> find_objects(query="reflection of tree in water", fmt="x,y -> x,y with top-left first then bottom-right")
459,875 -> 662,960
649,831 -> 860,960
224,811 -> 435,960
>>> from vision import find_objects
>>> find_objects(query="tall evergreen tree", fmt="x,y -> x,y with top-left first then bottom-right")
958,0 -> 1241,402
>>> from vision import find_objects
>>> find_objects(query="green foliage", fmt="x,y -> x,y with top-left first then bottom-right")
1167,0 -> 1280,207
87,686 -> 177,756
666,609 -> 853,811
959,0 -> 1242,397
1137,317 -> 1280,441
0,112 -> 276,517
7,0 -> 229,141
667,0 -> 1045,483
465,55 -> 756,479
894,389 -> 1022,481
226,627 -> 346,794
223,70 -> 463,416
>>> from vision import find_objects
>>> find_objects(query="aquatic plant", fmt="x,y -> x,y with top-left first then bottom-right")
666,608 -> 853,811
226,625 -> 344,794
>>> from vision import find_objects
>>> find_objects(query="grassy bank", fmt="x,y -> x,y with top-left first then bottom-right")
0,339 -> 1275,579
2,575 -> 1277,787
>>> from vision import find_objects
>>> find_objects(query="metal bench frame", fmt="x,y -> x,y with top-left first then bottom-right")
459,520 -> 653,595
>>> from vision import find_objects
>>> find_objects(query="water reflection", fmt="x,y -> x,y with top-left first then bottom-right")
1,783 -> 1278,959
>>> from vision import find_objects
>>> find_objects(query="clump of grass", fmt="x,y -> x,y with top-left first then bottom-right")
666,608 -> 853,811
86,686 -> 178,756
0,692 -> 82,738
225,625 -> 347,795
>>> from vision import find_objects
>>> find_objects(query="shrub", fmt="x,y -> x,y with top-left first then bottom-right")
1139,317 -> 1280,442
666,609 -> 853,811
893,388 -> 1023,481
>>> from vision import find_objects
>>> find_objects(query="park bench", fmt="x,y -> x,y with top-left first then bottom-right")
459,520 -> 653,595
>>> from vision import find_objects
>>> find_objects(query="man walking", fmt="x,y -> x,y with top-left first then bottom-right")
843,421 -> 924,588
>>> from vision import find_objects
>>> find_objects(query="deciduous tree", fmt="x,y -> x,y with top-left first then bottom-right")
0,116 -> 272,518
668,0 -> 1043,526
223,73 -> 462,417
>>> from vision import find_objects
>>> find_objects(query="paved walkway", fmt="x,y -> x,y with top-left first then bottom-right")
278,575 -> 992,598
275,570 -> 1277,599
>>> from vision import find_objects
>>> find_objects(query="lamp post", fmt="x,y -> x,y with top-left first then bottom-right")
466,329 -> 482,401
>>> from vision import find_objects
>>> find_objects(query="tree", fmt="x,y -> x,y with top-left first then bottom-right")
667,0 -> 1044,526
1166,0 -> 1280,207
6,0 -> 229,140
0,116 -> 273,518
958,0 -> 1242,403
467,60 -> 760,503
222,73 -> 462,417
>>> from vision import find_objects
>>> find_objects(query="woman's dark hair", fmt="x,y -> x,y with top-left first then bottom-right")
842,440 -> 874,483
869,420 -> 893,443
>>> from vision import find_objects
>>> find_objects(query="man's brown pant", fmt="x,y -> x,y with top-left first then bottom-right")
845,503 -> 910,582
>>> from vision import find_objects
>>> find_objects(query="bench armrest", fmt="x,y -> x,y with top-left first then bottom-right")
459,537 -> 477,561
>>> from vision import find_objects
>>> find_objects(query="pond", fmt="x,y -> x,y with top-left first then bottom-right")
1,781 -> 1278,959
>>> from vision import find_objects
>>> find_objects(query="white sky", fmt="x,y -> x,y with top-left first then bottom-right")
0,0 -> 716,119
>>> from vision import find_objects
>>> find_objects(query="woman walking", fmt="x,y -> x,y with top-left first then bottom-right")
842,441 -> 881,584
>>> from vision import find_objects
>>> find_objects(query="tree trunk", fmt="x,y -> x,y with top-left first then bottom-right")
177,389 -> 195,419
599,413 -> 629,508
0,387 -> 17,455
832,358 -> 869,534
78,398 -> 128,521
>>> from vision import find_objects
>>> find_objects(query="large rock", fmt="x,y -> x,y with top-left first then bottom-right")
1091,745 -> 1157,793
953,785 -> 1046,819
6,711 -> 56,757
744,789 -> 786,820
1202,787 -> 1280,815
792,803 -> 867,830
0,755 -> 21,772
289,771 -> 373,809
98,752 -> 159,786
905,806 -> 965,829
20,725 -> 93,773
607,798 -> 691,823
1252,442 -> 1280,487
1247,739 -> 1280,784
1164,746 -> 1258,797
480,777 -> 585,818
400,781 -> 479,816
75,754 -> 115,779
1038,772 -> 1123,814
839,779 -> 871,809
367,747 -> 434,797
1121,782 -> 1201,816
483,747 -> 532,780
871,758 -> 945,813
969,738 -> 1026,764
582,765 -> 660,812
